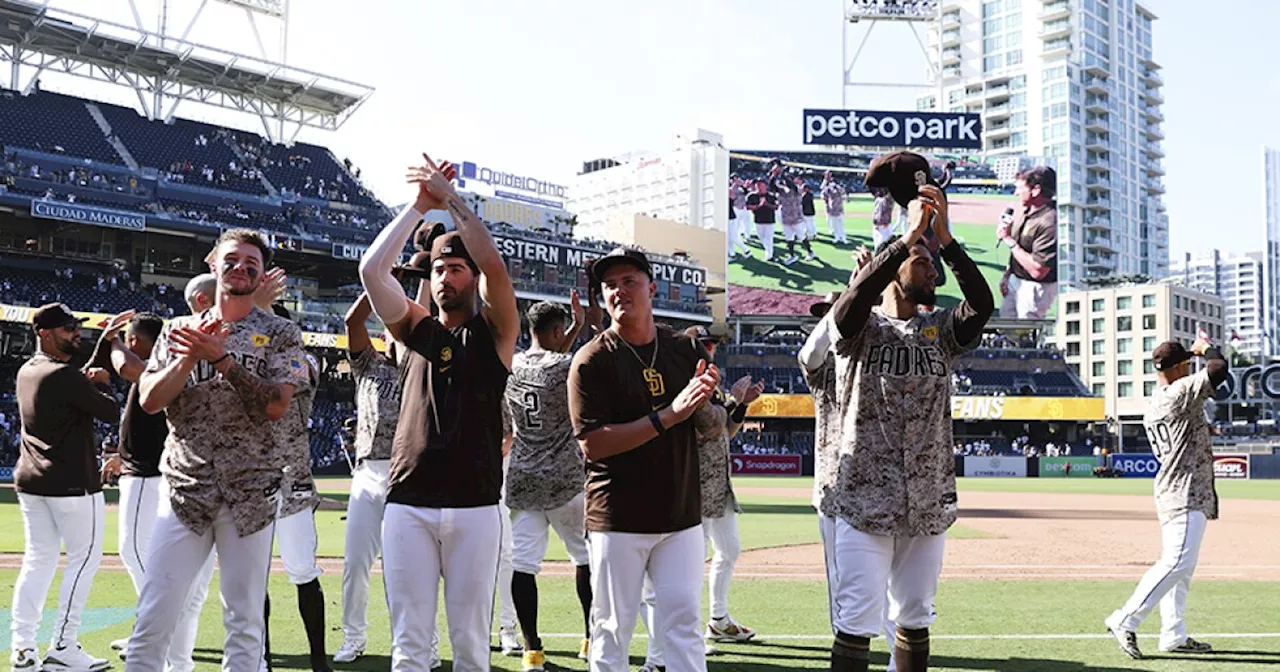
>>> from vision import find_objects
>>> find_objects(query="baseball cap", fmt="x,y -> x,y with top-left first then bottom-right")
32,303 -> 88,330
1152,341 -> 1193,371
810,291 -> 841,318
393,250 -> 433,279
430,231 -> 478,274
590,247 -> 652,283
864,151 -> 942,208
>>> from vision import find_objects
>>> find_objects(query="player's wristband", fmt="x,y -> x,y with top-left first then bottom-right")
1003,238 -> 1016,249
731,403 -> 749,423
210,353 -> 230,366
648,411 -> 665,435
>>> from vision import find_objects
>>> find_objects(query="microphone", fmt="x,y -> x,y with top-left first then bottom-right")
994,208 -> 1015,249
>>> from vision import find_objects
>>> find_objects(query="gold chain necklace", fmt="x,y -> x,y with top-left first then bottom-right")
615,331 -> 665,398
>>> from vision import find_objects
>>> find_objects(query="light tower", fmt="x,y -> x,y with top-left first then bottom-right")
841,0 -> 944,111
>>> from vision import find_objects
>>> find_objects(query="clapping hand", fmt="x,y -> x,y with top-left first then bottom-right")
96,310 -> 136,341
671,360 -> 721,421
730,375 -> 765,406
254,267 -> 287,311
407,155 -> 459,212
169,319 -> 230,362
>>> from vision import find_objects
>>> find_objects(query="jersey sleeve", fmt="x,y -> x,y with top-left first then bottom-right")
569,345 -> 611,438
265,323 -> 312,393
348,345 -> 375,377
145,320 -> 174,374
1182,368 -> 1216,406
937,307 -> 981,360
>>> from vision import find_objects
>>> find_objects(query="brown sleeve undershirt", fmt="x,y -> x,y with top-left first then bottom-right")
831,239 -> 911,340
939,242 -> 995,347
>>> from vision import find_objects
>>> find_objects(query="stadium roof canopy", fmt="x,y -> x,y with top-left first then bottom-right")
0,0 -> 374,141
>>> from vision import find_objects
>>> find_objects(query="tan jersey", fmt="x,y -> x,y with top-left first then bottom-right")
827,307 -> 974,537
503,349 -> 584,512
147,308 -> 311,537
1143,369 -> 1219,523
692,389 -> 738,519
350,347 -> 401,462
805,351 -> 841,511
275,353 -> 320,519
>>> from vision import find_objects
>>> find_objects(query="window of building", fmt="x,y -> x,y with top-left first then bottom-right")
1143,314 -> 1156,330
1066,301 -> 1080,314
1144,360 -> 1155,375
1174,316 -> 1181,331
984,36 -> 1003,53
1067,321 -> 1081,335
1092,298 -> 1105,311
1143,381 -> 1156,397
1143,336 -> 1156,352
1092,383 -> 1106,396
1118,382 -> 1134,398
1067,342 -> 1081,357
1116,338 -> 1131,354
1093,362 -> 1105,377
1092,339 -> 1105,355
984,54 -> 1003,72
1117,316 -> 1132,332
1142,294 -> 1156,308
1117,296 -> 1132,310
1006,50 -> 1023,67
1118,360 -> 1133,376
1070,363 -> 1081,376
1092,318 -> 1105,332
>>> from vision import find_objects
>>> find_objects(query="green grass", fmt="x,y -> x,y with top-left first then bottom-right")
3,571 -> 1277,670
728,194 -> 1017,312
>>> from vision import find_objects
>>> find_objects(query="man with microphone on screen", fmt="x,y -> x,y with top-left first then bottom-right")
997,166 -> 1059,320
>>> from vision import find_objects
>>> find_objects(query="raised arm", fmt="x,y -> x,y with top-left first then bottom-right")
358,204 -> 430,344
830,240 -> 910,340
798,315 -> 836,374
140,323 -> 195,414
345,293 -> 374,355
925,184 -> 994,346
66,368 -> 120,422
559,289 -> 587,354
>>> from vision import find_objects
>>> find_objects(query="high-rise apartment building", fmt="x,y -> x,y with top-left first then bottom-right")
920,0 -> 1168,288
1263,146 -> 1280,361
1168,250 -> 1266,362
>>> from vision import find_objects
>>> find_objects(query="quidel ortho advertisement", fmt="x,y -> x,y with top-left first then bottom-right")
726,150 -> 1060,321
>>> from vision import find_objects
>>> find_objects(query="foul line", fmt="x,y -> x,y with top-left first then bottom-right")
521,632 -> 1280,641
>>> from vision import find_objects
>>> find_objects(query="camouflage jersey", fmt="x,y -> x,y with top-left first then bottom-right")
804,345 -> 841,512
274,353 -> 320,519
503,349 -> 584,511
692,389 -> 740,519
351,347 -> 401,462
730,185 -> 747,210
821,180 -> 845,217
1144,367 -> 1220,523
147,307 -> 311,537
778,184 -> 804,227
829,307 -> 977,537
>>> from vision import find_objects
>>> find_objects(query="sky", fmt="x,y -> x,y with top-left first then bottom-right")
27,0 -> 1280,260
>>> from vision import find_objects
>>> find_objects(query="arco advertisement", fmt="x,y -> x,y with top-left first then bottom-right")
1109,453 -> 1161,478
1212,454 -> 1251,480
730,454 -> 802,476
1038,457 -> 1097,478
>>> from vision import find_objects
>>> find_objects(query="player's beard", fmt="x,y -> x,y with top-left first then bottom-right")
903,281 -> 936,306
53,331 -> 80,356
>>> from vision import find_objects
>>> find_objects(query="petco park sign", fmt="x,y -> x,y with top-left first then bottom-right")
802,109 -> 983,149
1214,364 -> 1280,402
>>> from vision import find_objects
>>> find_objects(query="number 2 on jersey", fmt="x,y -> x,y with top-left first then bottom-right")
523,390 -> 542,429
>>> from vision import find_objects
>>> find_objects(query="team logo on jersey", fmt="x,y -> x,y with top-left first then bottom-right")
922,325 -> 938,341
252,333 -> 270,347
440,346 -> 453,363
914,170 -> 928,187
643,368 -> 665,397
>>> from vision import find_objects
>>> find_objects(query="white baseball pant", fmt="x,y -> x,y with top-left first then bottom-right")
999,275 -> 1059,320
277,506 -> 322,585
498,501 -> 517,631
803,215 -> 817,237
125,500 -> 275,672
588,525 -> 705,672
511,492 -> 591,574
819,516 -> 944,638
341,458 -> 390,642
754,224 -> 775,259
382,503 -> 502,672
642,503 -> 742,665
819,516 -> 897,668
872,224 -> 895,248
1107,511 -> 1207,650
782,222 -> 806,243
117,474 -> 210,670
11,492 -> 105,652
732,208 -> 750,254
827,214 -> 846,243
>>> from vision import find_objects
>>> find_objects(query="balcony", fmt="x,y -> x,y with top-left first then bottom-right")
942,47 -> 962,65
1085,254 -> 1117,271
1086,156 -> 1110,171
1085,95 -> 1108,112
943,66 -> 963,80
1142,53 -> 1161,69
1086,177 -> 1112,192
1043,38 -> 1071,57
1145,180 -> 1166,195
1145,125 -> 1165,140
942,30 -> 961,46
1083,59 -> 1109,76
986,103 -> 1012,120
1041,19 -> 1072,39
942,12 -> 961,29
1039,0 -> 1070,20
1143,87 -> 1164,104
965,86 -> 985,100
1143,106 -> 1164,122
1085,197 -> 1111,210
1085,116 -> 1110,132
1084,232 -> 1113,250
1084,216 -> 1111,230
1143,159 -> 1165,176
1142,141 -> 1165,158
1141,69 -> 1164,87
986,84 -> 1012,101
986,124 -> 1013,140
1085,133 -> 1109,150
1083,76 -> 1109,94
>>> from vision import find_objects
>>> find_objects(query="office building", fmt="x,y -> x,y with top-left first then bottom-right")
1168,250 -> 1266,363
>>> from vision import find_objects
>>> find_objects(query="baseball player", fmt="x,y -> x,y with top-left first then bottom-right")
639,326 -> 763,671
127,228 -> 312,671
729,176 -> 750,258
1105,338 -> 1228,659
334,293 -> 403,664
800,181 -> 818,239
569,247 -> 720,672
264,304 -> 330,672
12,303 -> 118,671
821,171 -> 848,245
778,175 -> 813,265
746,180 -> 778,262
504,298 -> 592,671
358,155 -> 519,671
821,152 -> 993,672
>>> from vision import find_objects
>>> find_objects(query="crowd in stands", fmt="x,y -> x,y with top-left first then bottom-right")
953,434 -> 1101,457
732,430 -> 814,456
1,264 -> 187,318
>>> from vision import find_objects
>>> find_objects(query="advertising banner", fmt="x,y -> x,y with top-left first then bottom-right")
743,395 -> 1103,421
802,109 -> 983,149
453,160 -> 568,207
489,233 -> 708,289
1110,453 -> 1161,478
729,454 -> 802,476
964,456 -> 1028,477
1039,457 -> 1097,478
31,199 -> 146,231
1212,454 -> 1251,480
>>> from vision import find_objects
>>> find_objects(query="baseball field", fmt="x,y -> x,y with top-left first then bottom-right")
2,476 -> 1278,671
728,193 -> 1032,317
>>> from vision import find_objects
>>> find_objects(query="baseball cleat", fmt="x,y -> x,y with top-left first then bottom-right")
109,638 -> 129,652
706,616 -> 756,642
578,637 -> 590,660
1106,626 -> 1143,659
41,644 -> 110,671
332,638 -> 365,663
521,649 -> 546,671
9,647 -> 40,670
637,663 -> 665,672
1161,637 -> 1213,653
499,626 -> 522,656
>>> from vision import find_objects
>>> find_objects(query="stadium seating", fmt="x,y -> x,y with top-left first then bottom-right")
0,89 -> 122,165
226,132 -> 379,208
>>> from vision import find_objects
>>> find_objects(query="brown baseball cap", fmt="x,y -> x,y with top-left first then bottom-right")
32,303 -> 88,331
591,247 -> 652,283
1152,340 -> 1193,371
864,151 -> 942,208
810,291 -> 841,318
